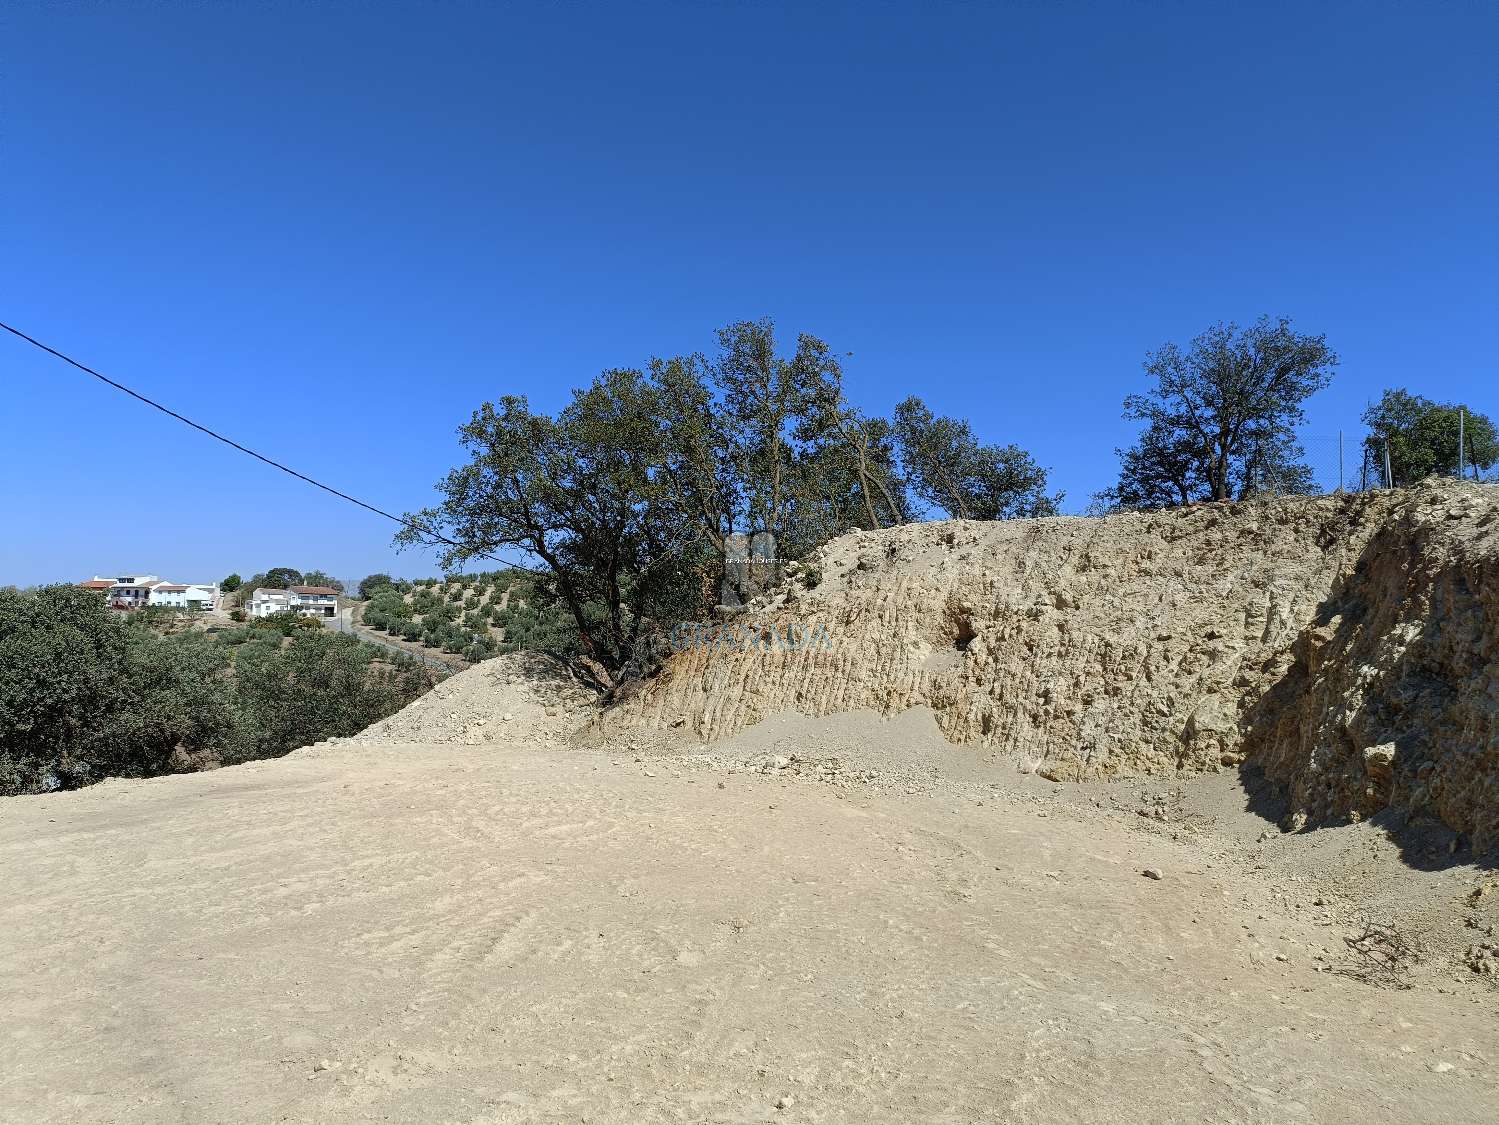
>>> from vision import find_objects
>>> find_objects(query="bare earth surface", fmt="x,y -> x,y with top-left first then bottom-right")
3,705 -> 1496,1123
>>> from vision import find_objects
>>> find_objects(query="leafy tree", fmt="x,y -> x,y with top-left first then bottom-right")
1362,389 -> 1498,486
239,568 -> 302,599
399,375 -> 706,691
1101,317 -> 1336,507
403,320 -> 1058,688
893,397 -> 1061,519
792,349 -> 910,541
261,567 -> 302,589
220,573 -> 242,593
358,573 -> 395,599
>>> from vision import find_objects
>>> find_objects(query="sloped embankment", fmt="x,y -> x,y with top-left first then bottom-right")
600,480 -> 1499,848
1245,484 -> 1499,848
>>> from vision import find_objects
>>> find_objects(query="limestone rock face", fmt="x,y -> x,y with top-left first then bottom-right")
1244,484 -> 1499,849
597,480 -> 1499,848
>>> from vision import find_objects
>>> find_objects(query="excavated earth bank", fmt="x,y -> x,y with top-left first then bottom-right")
599,480 -> 1499,850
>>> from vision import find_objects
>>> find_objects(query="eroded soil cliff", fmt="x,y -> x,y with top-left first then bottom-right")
600,480 -> 1499,848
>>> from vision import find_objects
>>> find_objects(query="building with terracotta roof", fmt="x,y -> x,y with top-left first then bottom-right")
80,575 -> 218,611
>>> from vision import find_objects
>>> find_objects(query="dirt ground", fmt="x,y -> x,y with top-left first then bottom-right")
2,692 -> 1495,1123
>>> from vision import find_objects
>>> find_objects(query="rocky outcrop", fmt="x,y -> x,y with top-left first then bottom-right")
1244,484 -> 1499,849
598,481 -> 1499,848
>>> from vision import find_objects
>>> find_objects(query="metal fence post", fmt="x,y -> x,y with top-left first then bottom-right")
1384,439 -> 1394,489
1458,408 -> 1466,479
1338,430 -> 1344,493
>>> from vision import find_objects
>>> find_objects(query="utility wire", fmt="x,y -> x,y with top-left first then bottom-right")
0,319 -> 535,574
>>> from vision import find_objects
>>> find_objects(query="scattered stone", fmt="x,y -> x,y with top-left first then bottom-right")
774,1095 -> 795,1110
1142,868 -> 1163,881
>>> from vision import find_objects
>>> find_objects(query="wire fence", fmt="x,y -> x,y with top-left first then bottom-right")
1266,432 -> 1495,497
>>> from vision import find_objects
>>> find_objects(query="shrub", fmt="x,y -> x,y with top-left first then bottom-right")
367,590 -> 410,620
0,587 -> 235,793
229,608 -> 247,622
252,611 -> 322,637
229,631 -> 434,764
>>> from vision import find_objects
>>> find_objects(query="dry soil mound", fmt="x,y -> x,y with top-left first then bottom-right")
600,480 -> 1499,849
355,652 -> 593,748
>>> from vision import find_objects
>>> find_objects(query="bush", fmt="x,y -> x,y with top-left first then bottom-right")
358,573 -> 395,600
0,587 -> 235,793
251,611 -> 323,637
367,590 -> 410,619
229,631 -> 433,764
229,607 -> 247,622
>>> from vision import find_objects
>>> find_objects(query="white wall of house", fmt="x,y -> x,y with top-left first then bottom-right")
289,590 -> 338,617
107,575 -> 160,608
248,589 -> 337,618
184,584 -> 219,611
93,573 -> 218,612
248,589 -> 292,618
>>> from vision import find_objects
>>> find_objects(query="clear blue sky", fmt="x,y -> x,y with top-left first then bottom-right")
3,1 -> 1494,587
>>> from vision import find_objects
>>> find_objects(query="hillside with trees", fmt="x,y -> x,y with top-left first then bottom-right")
358,570 -> 572,665
398,319 -> 1061,692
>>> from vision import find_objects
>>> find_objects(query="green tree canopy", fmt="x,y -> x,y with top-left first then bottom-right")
299,570 -> 344,593
1361,389 -> 1497,485
893,397 -> 1061,520
398,382 -> 703,690
358,573 -> 395,599
220,573 -> 242,592
402,319 -> 1060,689
1100,317 -> 1336,508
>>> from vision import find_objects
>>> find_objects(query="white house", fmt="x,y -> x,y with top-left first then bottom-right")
247,588 -> 292,618
184,583 -> 220,610
248,586 -> 339,619
148,583 -> 219,611
99,575 -> 160,610
84,573 -> 218,612
289,586 -> 340,618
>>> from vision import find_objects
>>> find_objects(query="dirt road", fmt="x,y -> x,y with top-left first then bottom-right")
3,731 -> 1494,1124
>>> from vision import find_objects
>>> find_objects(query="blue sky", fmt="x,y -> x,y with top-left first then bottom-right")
3,1 -> 1494,586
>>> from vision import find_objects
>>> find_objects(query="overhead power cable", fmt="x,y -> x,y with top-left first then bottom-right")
0,319 -> 533,574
